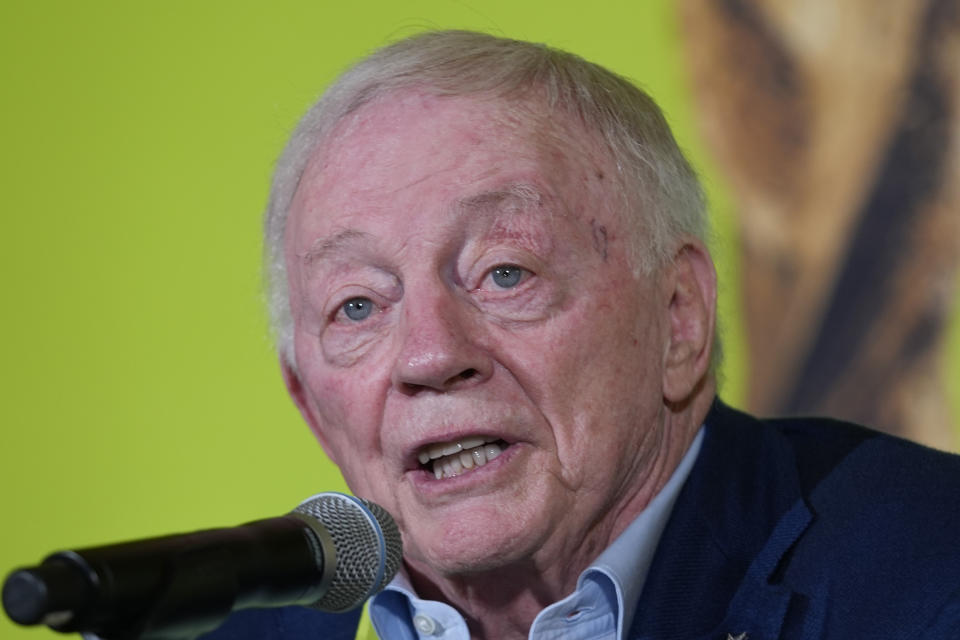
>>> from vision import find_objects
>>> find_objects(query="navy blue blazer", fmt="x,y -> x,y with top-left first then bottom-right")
202,400 -> 960,639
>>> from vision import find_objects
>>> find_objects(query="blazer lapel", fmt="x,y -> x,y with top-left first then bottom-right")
629,401 -> 813,640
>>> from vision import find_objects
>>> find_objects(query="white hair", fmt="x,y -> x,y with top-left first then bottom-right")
264,30 -> 709,368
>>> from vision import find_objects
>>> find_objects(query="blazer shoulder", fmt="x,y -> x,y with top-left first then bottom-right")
199,605 -> 362,640
766,411 -> 960,508
703,401 -> 960,635
712,400 -> 960,500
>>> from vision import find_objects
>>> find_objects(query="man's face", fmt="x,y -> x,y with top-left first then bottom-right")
284,91 -> 672,577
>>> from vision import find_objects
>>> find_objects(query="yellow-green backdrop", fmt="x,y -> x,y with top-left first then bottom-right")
1,3 -> 956,639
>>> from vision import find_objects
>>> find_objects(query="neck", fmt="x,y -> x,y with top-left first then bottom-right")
403,389 -> 715,640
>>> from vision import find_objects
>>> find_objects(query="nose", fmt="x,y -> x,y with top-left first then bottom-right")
391,285 -> 493,394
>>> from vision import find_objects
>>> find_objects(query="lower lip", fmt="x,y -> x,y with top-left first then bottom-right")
407,443 -> 522,496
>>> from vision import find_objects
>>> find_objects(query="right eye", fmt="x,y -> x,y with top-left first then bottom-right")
488,264 -> 528,289
340,297 -> 375,322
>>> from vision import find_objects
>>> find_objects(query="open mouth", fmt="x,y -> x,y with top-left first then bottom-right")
417,436 -> 510,479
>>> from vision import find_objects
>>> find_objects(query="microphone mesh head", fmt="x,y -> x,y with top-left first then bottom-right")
294,493 -> 402,612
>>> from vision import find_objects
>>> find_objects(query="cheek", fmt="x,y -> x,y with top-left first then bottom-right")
494,275 -> 653,407
303,377 -> 384,498
299,362 -> 385,461
541,280 -> 663,430
566,282 -> 658,372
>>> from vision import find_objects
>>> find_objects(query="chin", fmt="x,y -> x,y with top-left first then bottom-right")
416,543 -> 535,578
405,510 -> 546,577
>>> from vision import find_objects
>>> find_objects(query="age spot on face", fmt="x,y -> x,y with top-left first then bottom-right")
591,219 -> 608,261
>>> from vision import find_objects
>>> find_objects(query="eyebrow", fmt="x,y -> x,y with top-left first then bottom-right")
299,182 -> 548,266
456,182 -> 545,214
301,229 -> 372,266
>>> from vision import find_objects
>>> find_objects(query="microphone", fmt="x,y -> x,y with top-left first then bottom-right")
2,492 -> 402,639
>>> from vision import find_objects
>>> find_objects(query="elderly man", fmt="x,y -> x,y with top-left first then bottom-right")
208,31 -> 960,640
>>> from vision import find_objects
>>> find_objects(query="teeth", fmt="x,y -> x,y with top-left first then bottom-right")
419,436 -> 500,462
448,456 -> 463,474
435,436 -> 490,457
459,437 -> 485,450
442,442 -> 463,456
417,437 -> 507,480
472,447 -> 486,466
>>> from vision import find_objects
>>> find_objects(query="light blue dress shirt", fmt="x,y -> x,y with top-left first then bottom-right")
369,428 -> 704,640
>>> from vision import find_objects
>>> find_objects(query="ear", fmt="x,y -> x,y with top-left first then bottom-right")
661,240 -> 717,404
281,358 -> 340,465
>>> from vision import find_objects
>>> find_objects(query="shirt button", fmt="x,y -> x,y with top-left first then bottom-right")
413,613 -> 439,636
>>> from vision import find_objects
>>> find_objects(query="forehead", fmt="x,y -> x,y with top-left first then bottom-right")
287,90 -> 618,243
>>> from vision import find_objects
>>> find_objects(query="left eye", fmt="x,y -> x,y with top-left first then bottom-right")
340,297 -> 375,321
488,264 -> 527,289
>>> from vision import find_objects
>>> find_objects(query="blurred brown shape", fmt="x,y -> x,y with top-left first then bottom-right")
679,0 -> 960,449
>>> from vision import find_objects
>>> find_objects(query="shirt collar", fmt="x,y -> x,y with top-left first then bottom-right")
370,427 -> 704,639
581,426 -> 704,635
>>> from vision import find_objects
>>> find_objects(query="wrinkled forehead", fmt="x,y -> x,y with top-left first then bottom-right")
286,89 -> 621,245
310,89 -> 613,184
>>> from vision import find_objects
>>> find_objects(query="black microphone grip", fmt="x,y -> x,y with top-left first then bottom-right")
4,514 -> 333,639
3,493 -> 402,639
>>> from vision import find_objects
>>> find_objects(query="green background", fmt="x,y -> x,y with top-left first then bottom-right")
1,2 -> 956,638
